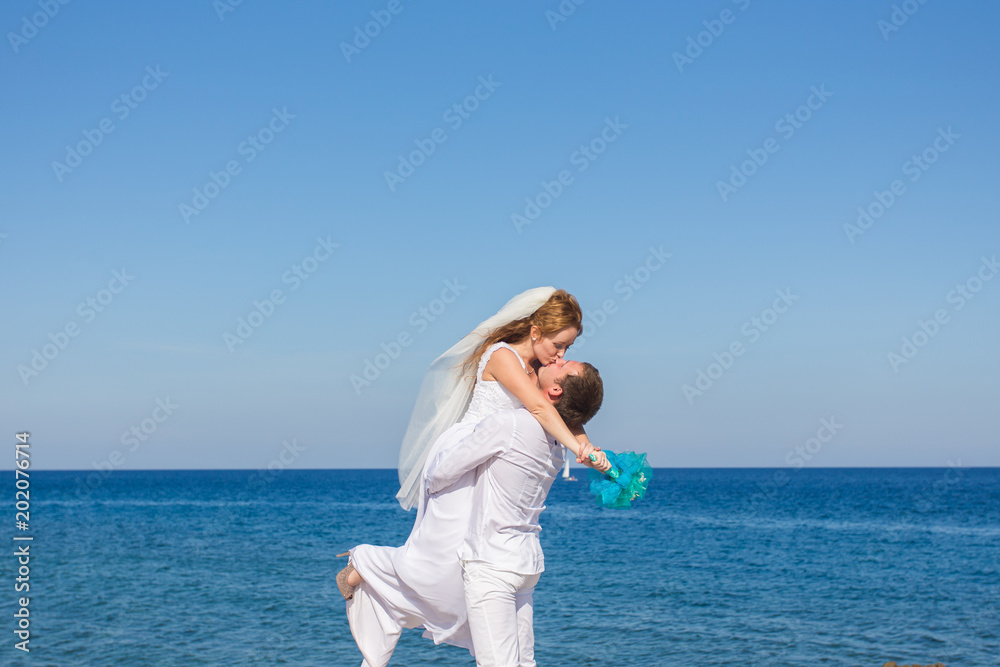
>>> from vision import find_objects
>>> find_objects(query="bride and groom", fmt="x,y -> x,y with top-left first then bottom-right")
339,287 -> 612,666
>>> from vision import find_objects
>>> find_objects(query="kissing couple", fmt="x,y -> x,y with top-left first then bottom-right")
339,287 -> 612,666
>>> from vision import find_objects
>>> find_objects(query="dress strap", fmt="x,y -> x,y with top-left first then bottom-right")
477,342 -> 526,381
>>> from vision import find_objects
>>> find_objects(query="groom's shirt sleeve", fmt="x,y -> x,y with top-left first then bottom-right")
425,411 -> 516,495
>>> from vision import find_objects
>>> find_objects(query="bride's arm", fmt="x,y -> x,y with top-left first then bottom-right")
486,349 -> 608,470
569,425 -> 599,464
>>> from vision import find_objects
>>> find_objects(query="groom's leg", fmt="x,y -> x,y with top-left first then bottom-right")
463,560 -> 532,666
514,579 -> 539,667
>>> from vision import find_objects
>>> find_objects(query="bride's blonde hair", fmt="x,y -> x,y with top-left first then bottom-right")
463,289 -> 582,376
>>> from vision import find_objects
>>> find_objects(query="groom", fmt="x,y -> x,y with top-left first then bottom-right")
425,357 -> 606,667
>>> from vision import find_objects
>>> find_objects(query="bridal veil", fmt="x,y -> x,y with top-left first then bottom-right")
395,286 -> 556,510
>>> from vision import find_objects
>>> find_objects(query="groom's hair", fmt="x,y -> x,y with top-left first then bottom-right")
554,363 -> 603,428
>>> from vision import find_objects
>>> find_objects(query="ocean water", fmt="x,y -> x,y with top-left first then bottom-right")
7,468 -> 999,666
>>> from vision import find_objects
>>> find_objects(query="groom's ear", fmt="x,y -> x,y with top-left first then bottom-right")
546,383 -> 563,400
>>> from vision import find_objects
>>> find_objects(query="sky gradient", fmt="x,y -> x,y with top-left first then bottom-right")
2,1 -> 998,473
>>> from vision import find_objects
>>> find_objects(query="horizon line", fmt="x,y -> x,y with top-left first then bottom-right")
15,465 -> 998,473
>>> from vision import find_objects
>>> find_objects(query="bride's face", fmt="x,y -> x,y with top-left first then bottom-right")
532,326 -> 578,366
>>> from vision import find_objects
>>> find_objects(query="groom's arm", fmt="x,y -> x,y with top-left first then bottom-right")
425,411 -> 516,494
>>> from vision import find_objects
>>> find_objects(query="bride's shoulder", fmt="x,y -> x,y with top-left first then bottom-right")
478,342 -> 522,380
484,340 -> 515,356
482,342 -> 522,366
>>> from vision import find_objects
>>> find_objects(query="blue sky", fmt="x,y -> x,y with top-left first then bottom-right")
2,1 -> 998,472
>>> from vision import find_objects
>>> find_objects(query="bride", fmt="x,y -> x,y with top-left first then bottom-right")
339,287 -> 610,665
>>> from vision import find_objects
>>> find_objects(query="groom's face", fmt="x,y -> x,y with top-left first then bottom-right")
537,358 -> 583,401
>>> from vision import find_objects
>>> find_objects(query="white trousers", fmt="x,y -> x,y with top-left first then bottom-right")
462,560 -> 541,667
347,582 -> 406,667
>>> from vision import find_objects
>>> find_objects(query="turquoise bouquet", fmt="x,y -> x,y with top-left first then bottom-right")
588,450 -> 652,509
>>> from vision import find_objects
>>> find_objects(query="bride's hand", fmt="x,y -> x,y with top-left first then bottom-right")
583,450 -> 611,473
575,436 -> 600,464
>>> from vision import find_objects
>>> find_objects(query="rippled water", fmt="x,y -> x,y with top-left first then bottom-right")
12,468 -> 999,665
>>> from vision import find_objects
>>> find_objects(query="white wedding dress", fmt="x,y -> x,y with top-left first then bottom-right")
347,342 -> 528,666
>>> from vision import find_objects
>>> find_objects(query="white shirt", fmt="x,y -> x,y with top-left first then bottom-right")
425,408 -> 563,576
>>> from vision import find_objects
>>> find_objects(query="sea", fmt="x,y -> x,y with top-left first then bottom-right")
6,468 -> 998,666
